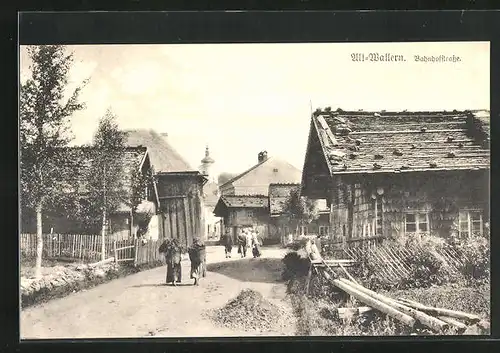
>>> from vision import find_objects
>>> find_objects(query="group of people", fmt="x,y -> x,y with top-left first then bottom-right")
222,228 -> 262,259
158,238 -> 206,286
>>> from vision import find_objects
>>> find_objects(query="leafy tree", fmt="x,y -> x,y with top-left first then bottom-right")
282,188 -> 320,236
218,172 -> 238,186
20,45 -> 87,278
85,109 -> 127,260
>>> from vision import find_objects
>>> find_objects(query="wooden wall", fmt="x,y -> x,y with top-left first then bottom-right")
329,169 -> 489,240
156,174 -> 205,248
225,207 -> 270,239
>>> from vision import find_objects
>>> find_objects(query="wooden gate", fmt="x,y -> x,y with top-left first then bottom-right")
113,239 -> 136,263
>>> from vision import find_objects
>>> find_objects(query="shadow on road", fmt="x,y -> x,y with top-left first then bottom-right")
130,283 -> 195,288
206,258 -> 284,284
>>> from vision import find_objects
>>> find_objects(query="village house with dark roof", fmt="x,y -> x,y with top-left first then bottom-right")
301,108 -> 490,243
21,146 -> 157,240
213,195 -> 270,242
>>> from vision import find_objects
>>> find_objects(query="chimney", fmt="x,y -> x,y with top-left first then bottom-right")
258,150 -> 268,163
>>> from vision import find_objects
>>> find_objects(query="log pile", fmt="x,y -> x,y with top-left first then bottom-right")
308,257 -> 485,334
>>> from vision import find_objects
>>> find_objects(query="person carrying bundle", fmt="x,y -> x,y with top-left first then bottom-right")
188,238 -> 206,286
237,230 -> 247,258
159,238 -> 182,286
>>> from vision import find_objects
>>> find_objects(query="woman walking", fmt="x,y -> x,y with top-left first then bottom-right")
159,239 -> 182,286
224,232 -> 233,258
237,230 -> 247,258
188,238 -> 206,286
245,229 -> 253,258
251,231 -> 262,258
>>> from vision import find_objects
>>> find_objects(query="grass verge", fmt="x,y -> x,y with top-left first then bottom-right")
21,260 -> 164,309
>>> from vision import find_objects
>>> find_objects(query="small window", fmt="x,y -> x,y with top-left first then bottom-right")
319,226 -> 330,236
273,168 -> 279,172
405,212 -> 429,234
300,226 -> 308,235
459,210 -> 483,238
247,210 -> 254,218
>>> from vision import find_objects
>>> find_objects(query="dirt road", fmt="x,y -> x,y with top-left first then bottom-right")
21,246 -> 295,339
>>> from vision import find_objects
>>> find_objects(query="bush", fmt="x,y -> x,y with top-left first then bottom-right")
453,236 -> 490,284
282,250 -> 310,282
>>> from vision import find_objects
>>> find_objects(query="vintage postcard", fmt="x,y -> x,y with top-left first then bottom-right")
19,41 -> 490,339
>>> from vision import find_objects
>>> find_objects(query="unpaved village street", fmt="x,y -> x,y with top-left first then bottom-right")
21,246 -> 294,339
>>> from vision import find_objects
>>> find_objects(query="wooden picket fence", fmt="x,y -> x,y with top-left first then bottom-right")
20,233 -> 135,263
321,236 -> 465,282
20,233 -> 164,266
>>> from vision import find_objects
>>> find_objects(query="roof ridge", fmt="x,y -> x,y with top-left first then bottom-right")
219,156 -> 272,187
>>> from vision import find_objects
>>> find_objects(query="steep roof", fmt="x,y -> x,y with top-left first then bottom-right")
59,146 -> 148,195
311,108 -> 490,175
268,183 -> 300,216
219,156 -> 302,189
125,129 -> 194,173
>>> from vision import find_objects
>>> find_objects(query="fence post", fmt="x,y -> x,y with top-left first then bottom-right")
133,238 -> 139,267
113,240 -> 117,263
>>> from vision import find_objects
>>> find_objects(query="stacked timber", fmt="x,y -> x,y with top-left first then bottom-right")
312,260 -> 485,334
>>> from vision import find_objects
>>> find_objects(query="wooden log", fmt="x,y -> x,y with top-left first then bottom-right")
398,298 -> 481,324
437,316 -> 468,333
337,261 -> 359,285
323,275 -> 416,327
338,278 -> 449,332
88,257 -> 115,268
337,306 -> 373,317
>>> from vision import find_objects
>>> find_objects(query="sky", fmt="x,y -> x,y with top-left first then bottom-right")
19,42 -> 490,176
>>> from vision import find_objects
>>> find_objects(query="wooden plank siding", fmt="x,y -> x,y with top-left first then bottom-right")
156,174 -> 206,248
327,169 -> 489,243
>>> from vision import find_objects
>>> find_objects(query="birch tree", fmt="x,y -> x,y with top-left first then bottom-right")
85,110 -> 127,261
20,45 -> 87,278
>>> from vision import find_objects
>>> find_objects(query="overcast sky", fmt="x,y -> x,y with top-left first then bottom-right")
20,42 -> 489,175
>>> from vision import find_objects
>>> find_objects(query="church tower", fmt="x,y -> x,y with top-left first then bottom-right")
200,145 -> 215,181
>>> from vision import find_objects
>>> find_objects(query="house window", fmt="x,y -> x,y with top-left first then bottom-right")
273,168 -> 279,172
319,226 -> 330,236
300,226 -> 308,235
247,210 -> 254,218
405,212 -> 429,234
459,210 -> 483,238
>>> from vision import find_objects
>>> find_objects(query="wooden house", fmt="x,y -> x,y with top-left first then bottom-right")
126,129 -> 208,247
20,145 -> 157,240
213,195 -> 269,242
301,108 -> 490,243
268,183 -> 330,242
219,151 -> 302,196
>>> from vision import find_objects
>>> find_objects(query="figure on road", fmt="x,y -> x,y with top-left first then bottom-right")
237,230 -> 247,258
188,238 -> 206,286
245,229 -> 253,258
251,230 -> 262,258
159,238 -> 182,286
223,232 -> 233,258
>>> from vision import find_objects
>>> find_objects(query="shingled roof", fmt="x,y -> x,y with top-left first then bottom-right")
59,146 -> 149,195
312,108 -> 490,175
125,129 -> 194,173
213,195 -> 268,217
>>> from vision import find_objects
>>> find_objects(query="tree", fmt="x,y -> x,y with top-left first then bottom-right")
85,109 -> 127,261
282,188 -> 320,236
20,45 -> 87,278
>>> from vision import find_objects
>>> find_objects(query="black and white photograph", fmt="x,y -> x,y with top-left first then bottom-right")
19,41 -> 490,338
